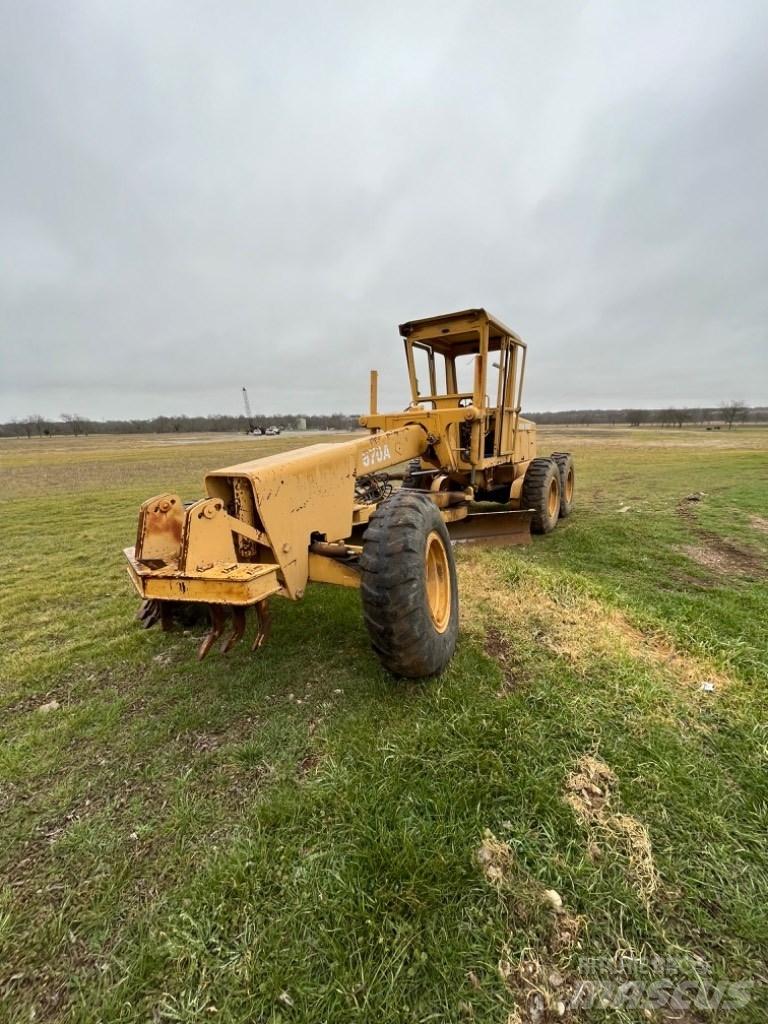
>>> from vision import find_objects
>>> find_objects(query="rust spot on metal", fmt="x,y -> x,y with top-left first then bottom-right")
135,493 -> 183,565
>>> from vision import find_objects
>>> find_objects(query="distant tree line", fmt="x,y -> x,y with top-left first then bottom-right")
0,412 -> 361,438
1,402 -> 764,438
525,401 -> 762,429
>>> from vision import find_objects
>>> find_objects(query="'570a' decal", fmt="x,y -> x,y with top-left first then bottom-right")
361,444 -> 391,468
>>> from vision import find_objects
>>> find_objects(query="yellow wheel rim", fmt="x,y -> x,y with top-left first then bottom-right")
564,467 -> 574,502
547,477 -> 560,518
425,531 -> 451,633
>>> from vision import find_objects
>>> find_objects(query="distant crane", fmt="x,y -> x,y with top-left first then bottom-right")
241,387 -> 262,435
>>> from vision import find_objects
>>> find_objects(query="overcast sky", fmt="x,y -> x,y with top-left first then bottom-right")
1,0 -> 766,420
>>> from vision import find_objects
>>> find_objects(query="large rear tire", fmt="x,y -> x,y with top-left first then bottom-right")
360,489 -> 459,678
551,452 -> 575,518
521,458 -> 561,534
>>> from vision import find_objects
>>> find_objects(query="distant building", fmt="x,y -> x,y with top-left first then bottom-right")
296,416 -> 307,431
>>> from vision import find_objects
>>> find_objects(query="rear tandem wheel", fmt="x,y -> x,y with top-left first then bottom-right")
521,457 -> 561,534
551,452 -> 575,518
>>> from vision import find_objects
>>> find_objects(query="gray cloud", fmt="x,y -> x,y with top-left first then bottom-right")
1,0 -> 766,420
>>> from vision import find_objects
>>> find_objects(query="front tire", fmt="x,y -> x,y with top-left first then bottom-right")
521,458 -> 561,534
360,489 -> 459,678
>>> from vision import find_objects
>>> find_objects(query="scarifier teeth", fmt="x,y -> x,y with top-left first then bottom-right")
197,605 -> 226,660
221,607 -> 246,654
195,601 -> 271,659
252,599 -> 271,650
137,599 -> 161,629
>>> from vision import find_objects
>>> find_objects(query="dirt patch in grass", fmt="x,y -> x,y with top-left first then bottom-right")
497,894 -> 585,1020
477,830 -> 586,1020
662,570 -> 717,591
4,691 -> 64,718
674,492 -> 766,579
180,715 -> 261,754
296,751 -> 322,779
564,755 -> 658,904
675,492 -> 706,520
484,627 -> 527,695
499,953 -> 580,1023
680,536 -> 765,579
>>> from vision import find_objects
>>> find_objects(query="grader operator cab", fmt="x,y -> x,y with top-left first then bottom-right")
125,309 -> 574,677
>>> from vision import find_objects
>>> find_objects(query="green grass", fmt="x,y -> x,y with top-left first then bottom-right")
1,427 -> 766,1022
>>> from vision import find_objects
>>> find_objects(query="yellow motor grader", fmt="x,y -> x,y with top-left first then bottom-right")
125,309 -> 574,677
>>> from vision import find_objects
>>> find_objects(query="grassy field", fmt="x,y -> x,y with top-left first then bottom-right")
1,427 -> 767,1023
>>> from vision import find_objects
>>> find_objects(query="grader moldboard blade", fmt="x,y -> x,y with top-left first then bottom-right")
126,308 -> 574,678
447,509 -> 534,547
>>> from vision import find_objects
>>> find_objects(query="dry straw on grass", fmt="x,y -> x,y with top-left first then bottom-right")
564,754 -> 659,904
458,552 -> 732,689
476,829 -> 516,888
